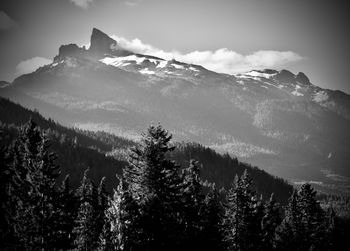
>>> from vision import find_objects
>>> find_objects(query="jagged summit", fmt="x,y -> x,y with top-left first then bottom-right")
296,72 -> 310,85
54,43 -> 85,62
89,28 -> 118,55
53,28 -> 133,62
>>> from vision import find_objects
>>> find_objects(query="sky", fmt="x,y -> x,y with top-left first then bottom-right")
0,0 -> 349,93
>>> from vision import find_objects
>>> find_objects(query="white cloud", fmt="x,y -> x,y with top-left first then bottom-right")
16,57 -> 52,76
124,0 -> 143,7
70,0 -> 94,9
111,35 -> 303,74
0,11 -> 17,30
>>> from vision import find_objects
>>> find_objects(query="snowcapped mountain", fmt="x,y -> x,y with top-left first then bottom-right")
1,28 -> 350,194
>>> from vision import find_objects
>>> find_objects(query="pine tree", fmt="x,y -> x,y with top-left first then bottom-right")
223,170 -> 259,251
95,177 -> 109,242
123,124 -> 183,250
30,132 -> 60,249
201,185 -> 225,251
275,190 -> 302,251
0,143 -> 16,248
298,183 -> 327,250
98,210 -> 115,251
261,194 -> 281,251
181,160 -> 205,250
73,169 -> 98,250
324,207 -> 336,251
249,194 -> 265,250
99,177 -> 142,251
9,119 -> 60,249
276,184 -> 328,251
116,179 -> 143,251
55,175 -> 77,250
9,121 -> 40,248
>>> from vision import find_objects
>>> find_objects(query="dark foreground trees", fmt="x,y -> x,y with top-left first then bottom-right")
0,120 -> 343,250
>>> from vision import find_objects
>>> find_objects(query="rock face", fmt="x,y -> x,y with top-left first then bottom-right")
296,72 -> 310,85
275,69 -> 295,83
1,28 -> 350,194
53,28 -> 132,61
89,28 -> 118,55
54,44 -> 86,62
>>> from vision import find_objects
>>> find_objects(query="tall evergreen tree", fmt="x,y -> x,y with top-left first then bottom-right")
99,177 -> 142,251
223,170 -> 259,251
30,132 -> 60,249
276,184 -> 328,251
324,207 -> 336,251
55,175 -> 77,250
95,177 -> 109,241
201,185 -> 225,251
73,169 -> 98,250
123,124 -> 183,250
181,160 -> 205,250
9,119 -> 60,249
0,143 -> 16,248
298,183 -> 327,250
249,194 -> 265,250
275,190 -> 302,251
261,194 -> 281,251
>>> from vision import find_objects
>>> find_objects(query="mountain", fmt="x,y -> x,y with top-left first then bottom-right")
0,97 -> 293,203
1,28 -> 349,194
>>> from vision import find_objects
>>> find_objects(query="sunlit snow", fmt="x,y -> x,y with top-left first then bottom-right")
291,85 -> 304,96
139,68 -> 155,75
313,91 -> 329,102
244,70 -> 277,79
171,63 -> 185,69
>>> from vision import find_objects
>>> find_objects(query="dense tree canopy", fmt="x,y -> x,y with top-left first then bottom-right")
0,119 -> 347,250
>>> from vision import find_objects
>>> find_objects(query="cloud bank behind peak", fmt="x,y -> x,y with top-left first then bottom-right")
111,35 -> 304,74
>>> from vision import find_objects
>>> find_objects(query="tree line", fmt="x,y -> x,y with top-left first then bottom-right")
0,120 -> 343,250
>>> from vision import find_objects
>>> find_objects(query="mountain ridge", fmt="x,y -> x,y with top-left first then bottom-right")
1,28 -> 349,194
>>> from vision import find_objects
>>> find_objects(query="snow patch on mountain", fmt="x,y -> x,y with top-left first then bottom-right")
244,70 -> 277,79
171,63 -> 185,69
291,85 -> 304,96
139,68 -> 155,75
189,66 -> 200,72
156,60 -> 168,68
313,91 -> 329,102
100,55 -> 146,66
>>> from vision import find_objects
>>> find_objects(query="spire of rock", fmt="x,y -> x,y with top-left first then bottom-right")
296,72 -> 310,85
89,28 -> 118,55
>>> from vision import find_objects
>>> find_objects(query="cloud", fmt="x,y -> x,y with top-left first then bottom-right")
111,35 -> 303,74
70,0 -> 94,9
0,11 -> 17,30
16,57 -> 52,76
124,0 -> 143,7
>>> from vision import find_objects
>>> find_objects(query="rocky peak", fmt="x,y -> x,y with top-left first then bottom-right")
276,69 -> 295,83
54,43 -> 85,62
296,72 -> 310,85
89,28 -> 118,55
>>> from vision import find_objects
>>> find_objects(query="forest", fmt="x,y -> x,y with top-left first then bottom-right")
0,97 -> 294,203
1,119 -> 349,250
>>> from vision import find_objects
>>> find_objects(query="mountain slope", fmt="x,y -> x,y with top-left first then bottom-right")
1,28 -> 349,193
0,97 -> 294,203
